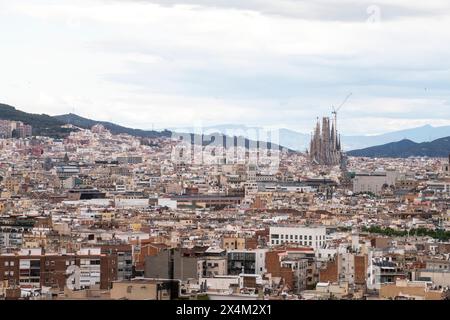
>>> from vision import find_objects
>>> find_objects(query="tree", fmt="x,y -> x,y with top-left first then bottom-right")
11,129 -> 19,138
44,157 -> 53,171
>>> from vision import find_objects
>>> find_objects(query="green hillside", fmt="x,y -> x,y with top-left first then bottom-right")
0,103 -> 76,138
348,137 -> 450,158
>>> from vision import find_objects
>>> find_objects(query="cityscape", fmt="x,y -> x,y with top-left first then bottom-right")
1,0 -> 450,308
0,107 -> 449,301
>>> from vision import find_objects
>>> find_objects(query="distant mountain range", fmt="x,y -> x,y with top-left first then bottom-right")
342,125 -> 450,151
2,103 -> 450,157
0,104 -> 290,151
347,136 -> 450,158
171,124 -> 450,151
55,114 -> 290,152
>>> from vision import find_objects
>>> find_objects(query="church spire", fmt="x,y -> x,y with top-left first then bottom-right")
309,115 -> 342,166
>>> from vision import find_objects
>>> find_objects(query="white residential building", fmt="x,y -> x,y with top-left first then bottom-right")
269,226 -> 327,249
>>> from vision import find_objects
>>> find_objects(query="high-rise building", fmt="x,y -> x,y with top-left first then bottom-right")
309,116 -> 342,166
0,120 -> 32,138
16,123 -> 32,138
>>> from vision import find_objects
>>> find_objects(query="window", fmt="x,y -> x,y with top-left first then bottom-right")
295,235 -> 298,240
30,260 -> 40,268
10,261 -> 14,267
4,262 -> 8,267
30,269 -> 40,277
309,236 -> 312,240
4,271 -> 8,276
10,271 -> 14,276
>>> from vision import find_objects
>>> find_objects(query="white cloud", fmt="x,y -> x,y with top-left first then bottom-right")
0,0 -> 449,135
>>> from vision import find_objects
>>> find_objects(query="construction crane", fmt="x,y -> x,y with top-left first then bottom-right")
330,93 -> 352,151
332,92 -> 352,120
331,92 -> 352,132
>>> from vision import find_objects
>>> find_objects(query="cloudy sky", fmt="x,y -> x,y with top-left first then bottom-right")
1,0 -> 450,135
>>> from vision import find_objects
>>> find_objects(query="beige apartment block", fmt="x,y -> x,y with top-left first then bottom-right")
380,279 -> 444,300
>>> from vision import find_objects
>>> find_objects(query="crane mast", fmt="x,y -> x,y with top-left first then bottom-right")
331,92 -> 352,148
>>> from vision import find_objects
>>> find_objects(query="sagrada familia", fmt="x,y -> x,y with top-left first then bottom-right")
309,116 -> 343,166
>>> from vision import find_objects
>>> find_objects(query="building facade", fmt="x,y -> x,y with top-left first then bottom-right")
269,226 -> 327,249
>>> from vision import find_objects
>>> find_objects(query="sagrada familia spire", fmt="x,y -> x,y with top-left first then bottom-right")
309,116 -> 343,166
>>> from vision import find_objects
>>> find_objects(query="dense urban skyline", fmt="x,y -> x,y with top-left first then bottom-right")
1,0 -> 450,304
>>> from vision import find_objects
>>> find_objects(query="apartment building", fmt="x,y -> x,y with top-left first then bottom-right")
379,279 -> 446,300
319,252 -> 368,287
227,249 -> 267,275
269,226 -> 328,249
98,244 -> 133,280
0,248 -> 118,291
222,236 -> 246,250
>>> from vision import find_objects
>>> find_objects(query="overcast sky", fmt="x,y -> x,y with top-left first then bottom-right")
1,0 -> 450,135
